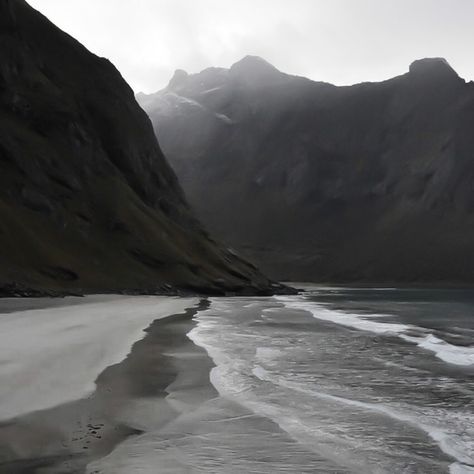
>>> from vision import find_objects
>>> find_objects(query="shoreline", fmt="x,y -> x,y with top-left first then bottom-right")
285,281 -> 474,290
2,292 -> 470,473
0,298 -> 209,474
5,279 -> 474,300
0,282 -> 297,299
87,297 -> 339,474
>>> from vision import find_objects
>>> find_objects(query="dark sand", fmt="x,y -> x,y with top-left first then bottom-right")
0,299 -> 212,474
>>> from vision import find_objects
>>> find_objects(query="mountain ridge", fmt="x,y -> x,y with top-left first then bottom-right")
0,1 -> 291,296
138,55 -> 474,284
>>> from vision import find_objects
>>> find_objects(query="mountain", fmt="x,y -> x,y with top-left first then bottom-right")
0,2 -> 289,296
138,55 -> 474,285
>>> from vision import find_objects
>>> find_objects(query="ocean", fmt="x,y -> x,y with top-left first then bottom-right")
88,287 -> 474,474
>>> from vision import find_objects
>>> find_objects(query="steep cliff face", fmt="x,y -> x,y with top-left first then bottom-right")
139,56 -> 474,284
0,2 -> 287,296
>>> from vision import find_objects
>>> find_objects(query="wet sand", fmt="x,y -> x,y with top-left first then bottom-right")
88,299 -> 348,474
0,298 -> 210,474
1,296 -> 353,474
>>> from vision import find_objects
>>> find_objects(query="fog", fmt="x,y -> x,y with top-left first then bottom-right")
28,0 -> 474,93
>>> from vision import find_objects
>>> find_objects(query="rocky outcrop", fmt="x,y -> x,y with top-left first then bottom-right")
139,56 -> 474,285
0,2 -> 290,296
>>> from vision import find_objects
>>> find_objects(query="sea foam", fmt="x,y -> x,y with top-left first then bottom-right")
276,296 -> 474,367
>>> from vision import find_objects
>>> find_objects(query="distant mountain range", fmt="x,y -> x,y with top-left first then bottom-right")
138,55 -> 474,285
0,1 -> 287,296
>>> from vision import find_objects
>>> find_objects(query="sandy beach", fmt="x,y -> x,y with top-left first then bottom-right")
0,296 -> 205,473
2,292 -> 472,473
0,295 -> 326,474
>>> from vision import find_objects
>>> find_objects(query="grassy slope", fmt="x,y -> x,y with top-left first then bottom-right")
0,1 -> 289,296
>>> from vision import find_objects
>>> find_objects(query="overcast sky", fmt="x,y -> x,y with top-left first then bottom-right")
28,0 -> 474,93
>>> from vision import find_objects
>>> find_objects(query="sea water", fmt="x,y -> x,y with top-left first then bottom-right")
95,287 -> 474,473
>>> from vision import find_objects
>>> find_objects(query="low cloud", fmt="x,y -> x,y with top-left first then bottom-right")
29,0 -> 474,93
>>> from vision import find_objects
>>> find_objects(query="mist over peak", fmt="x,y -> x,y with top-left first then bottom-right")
167,69 -> 189,90
149,56 -> 466,98
229,55 -> 282,83
230,55 -> 278,71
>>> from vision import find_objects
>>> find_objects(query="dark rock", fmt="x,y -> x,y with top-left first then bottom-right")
408,58 -> 459,80
0,1 -> 292,296
138,56 -> 474,285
